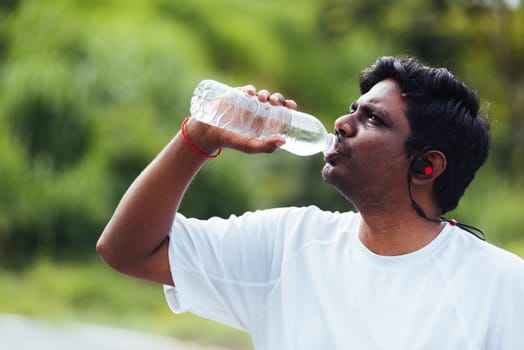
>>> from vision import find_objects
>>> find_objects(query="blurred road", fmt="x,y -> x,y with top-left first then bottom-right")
0,314 -> 227,350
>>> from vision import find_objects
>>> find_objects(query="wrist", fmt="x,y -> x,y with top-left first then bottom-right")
180,117 -> 222,158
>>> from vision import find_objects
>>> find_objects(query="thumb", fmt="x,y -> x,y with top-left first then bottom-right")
233,135 -> 286,154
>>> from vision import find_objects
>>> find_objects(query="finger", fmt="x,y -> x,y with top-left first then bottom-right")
242,135 -> 286,154
218,127 -> 285,154
284,99 -> 297,110
257,89 -> 270,102
269,92 -> 285,106
239,84 -> 256,96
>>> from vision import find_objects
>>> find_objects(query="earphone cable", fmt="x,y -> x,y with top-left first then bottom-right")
407,176 -> 486,241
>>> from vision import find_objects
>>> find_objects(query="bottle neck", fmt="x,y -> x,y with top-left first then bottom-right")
323,133 -> 336,154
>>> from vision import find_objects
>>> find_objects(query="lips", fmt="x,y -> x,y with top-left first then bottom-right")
323,150 -> 339,165
324,140 -> 343,165
324,136 -> 346,165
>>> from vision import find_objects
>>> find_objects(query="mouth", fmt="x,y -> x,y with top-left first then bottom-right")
324,142 -> 343,165
323,134 -> 346,165
323,150 -> 339,165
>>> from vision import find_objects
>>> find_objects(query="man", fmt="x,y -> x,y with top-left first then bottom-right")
97,56 -> 524,349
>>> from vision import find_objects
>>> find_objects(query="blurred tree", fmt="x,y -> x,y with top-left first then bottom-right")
0,0 -> 522,266
4,57 -> 92,170
461,3 -> 524,174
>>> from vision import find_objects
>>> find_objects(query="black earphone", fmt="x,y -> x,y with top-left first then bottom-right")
411,157 -> 433,176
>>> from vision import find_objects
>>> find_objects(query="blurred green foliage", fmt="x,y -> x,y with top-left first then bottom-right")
0,259 -> 252,349
0,0 -> 523,269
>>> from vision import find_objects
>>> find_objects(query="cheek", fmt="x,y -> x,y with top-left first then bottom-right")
353,142 -> 408,178
372,156 -> 410,186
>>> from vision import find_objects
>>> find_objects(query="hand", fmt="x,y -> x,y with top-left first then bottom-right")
186,85 -> 297,155
240,84 -> 298,110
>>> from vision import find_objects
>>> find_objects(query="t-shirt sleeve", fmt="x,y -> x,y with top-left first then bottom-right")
163,207 -> 294,331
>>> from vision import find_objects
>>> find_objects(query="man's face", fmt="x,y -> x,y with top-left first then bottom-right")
322,79 -> 412,207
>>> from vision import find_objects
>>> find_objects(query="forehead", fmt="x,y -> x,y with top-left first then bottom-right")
359,79 -> 404,110
358,79 -> 409,127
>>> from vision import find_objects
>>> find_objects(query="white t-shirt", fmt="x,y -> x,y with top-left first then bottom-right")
164,206 -> 524,350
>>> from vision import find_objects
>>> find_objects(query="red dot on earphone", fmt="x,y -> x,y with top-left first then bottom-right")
424,166 -> 433,175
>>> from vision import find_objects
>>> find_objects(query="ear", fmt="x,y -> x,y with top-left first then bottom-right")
411,150 -> 447,185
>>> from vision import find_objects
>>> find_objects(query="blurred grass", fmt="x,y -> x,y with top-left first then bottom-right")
0,259 -> 253,350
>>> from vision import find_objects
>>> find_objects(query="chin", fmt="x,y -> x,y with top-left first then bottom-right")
322,165 -> 344,192
322,166 -> 363,204
321,163 -> 335,183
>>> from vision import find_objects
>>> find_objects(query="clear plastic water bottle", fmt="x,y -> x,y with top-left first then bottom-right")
189,79 -> 336,156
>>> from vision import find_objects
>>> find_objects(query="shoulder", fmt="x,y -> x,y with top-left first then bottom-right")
226,206 -> 359,251
444,226 -> 524,278
174,205 -> 358,241
437,227 -> 524,315
177,205 -> 352,223
208,205 -> 357,229
266,206 -> 360,255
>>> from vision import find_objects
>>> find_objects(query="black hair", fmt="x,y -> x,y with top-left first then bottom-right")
359,56 -> 490,214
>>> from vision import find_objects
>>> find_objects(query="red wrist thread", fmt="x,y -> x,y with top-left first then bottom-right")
181,117 -> 222,159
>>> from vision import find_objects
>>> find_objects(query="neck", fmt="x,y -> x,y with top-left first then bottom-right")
357,205 -> 445,256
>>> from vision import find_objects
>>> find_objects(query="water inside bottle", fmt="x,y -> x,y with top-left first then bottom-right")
192,96 -> 269,137
280,128 -> 336,156
191,81 -> 336,156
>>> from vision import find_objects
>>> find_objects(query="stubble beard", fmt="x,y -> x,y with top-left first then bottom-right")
322,161 -> 387,213
321,163 -> 357,206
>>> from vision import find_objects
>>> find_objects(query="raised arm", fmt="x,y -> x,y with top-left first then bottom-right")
96,86 -> 295,286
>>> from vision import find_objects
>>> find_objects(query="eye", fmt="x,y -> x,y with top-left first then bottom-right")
367,114 -> 384,125
359,105 -> 383,125
349,102 -> 357,114
367,114 -> 380,123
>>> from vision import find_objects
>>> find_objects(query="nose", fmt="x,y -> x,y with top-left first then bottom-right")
334,114 -> 356,139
